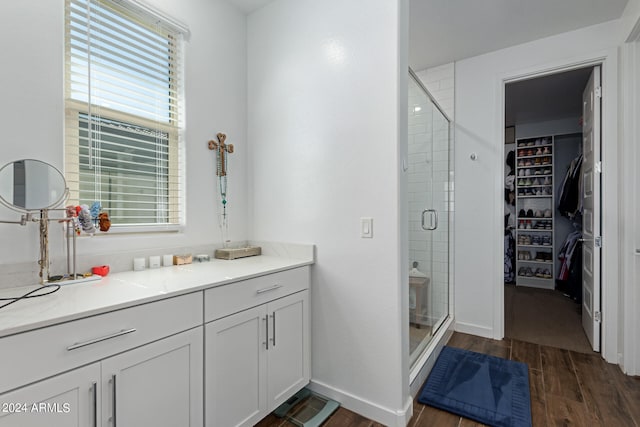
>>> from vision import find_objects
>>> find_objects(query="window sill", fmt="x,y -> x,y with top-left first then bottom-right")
83,224 -> 184,236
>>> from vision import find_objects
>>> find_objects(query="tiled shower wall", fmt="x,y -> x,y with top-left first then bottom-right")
409,64 -> 454,326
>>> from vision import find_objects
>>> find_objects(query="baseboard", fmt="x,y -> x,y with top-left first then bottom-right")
454,321 -> 494,338
308,380 -> 413,427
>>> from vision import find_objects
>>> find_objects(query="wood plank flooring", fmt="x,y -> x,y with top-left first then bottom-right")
255,332 -> 640,426
410,332 -> 640,427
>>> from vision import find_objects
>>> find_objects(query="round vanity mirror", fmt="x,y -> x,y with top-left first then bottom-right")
0,159 -> 68,211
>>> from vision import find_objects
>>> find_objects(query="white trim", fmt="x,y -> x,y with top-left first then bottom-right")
455,320 -> 494,339
96,224 -> 183,234
307,380 -> 413,427
495,48 -> 620,364
620,32 -> 640,375
115,0 -> 190,38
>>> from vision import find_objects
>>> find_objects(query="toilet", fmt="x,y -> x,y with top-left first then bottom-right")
409,263 -> 429,327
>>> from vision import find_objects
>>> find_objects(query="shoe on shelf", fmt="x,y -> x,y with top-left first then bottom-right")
527,209 -> 534,218
543,209 -> 552,218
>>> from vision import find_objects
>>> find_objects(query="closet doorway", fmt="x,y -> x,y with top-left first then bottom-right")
502,66 -> 602,354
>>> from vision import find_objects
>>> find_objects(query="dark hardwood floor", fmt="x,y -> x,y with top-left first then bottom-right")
255,332 -> 640,426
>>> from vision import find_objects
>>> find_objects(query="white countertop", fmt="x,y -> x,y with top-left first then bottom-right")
0,253 -> 313,338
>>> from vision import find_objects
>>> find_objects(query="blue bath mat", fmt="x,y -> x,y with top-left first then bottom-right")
418,346 -> 532,427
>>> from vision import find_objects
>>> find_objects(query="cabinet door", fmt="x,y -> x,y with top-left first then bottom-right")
0,364 -> 100,427
267,290 -> 310,409
205,305 -> 267,427
101,327 -> 203,427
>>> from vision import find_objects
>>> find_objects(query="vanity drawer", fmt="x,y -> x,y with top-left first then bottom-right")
0,291 -> 202,393
204,266 -> 309,322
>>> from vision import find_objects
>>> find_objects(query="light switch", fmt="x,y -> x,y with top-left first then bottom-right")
361,217 -> 373,238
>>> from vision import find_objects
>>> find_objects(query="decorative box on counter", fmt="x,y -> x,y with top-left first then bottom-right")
173,254 -> 193,265
214,246 -> 262,260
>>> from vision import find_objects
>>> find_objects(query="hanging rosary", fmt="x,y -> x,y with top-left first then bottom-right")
208,133 -> 234,244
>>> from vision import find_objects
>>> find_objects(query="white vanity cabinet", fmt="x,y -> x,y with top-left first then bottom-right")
0,292 -> 203,427
101,327 -> 203,427
204,267 -> 310,427
0,364 -> 100,427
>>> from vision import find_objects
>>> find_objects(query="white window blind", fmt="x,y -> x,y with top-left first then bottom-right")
64,0 -> 185,229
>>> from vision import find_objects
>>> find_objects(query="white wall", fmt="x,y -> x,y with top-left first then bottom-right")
515,118 -> 581,139
454,19 -> 625,350
247,0 -> 410,425
0,0 -> 248,283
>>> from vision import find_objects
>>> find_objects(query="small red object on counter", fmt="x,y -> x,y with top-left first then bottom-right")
92,265 -> 110,276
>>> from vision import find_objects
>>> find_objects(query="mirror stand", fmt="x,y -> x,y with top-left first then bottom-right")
0,213 -> 38,226
37,209 -> 99,286
0,159 -> 100,286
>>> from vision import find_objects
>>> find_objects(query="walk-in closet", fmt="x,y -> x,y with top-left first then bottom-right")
503,66 -> 601,354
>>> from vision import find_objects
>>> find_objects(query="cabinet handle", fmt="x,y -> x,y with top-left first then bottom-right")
91,381 -> 97,427
111,375 -> 117,427
66,328 -> 137,351
264,316 -> 269,350
256,284 -> 283,294
271,313 -> 276,347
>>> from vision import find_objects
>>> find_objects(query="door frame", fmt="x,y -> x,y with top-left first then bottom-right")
495,48 -> 620,364
620,21 -> 640,375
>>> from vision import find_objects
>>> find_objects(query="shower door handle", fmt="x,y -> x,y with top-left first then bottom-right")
421,209 -> 438,231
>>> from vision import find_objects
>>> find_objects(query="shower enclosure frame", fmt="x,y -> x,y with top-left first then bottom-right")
407,67 -> 455,388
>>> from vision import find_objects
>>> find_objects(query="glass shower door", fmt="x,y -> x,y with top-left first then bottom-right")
408,72 -> 451,370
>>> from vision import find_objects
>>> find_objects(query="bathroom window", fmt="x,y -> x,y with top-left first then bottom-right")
64,0 -> 186,229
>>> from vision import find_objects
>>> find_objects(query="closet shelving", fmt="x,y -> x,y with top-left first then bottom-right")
515,135 -> 555,289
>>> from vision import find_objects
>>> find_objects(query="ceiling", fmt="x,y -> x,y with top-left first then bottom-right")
228,0 -> 630,72
227,0 -> 271,13
409,0 -> 630,70
505,67 -> 593,127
